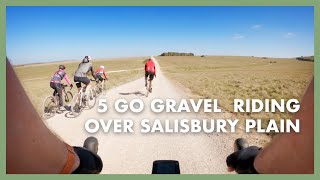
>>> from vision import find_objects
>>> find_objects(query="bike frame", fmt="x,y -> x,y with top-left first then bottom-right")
78,87 -> 85,107
53,84 -> 71,105
77,86 -> 95,107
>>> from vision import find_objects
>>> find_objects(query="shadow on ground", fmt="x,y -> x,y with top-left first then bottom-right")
119,91 -> 145,97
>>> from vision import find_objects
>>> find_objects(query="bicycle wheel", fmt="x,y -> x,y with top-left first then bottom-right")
42,95 -> 58,119
146,87 -> 149,97
87,89 -> 96,109
64,91 -> 73,104
102,83 -> 107,96
71,93 -> 82,117
93,85 -> 101,97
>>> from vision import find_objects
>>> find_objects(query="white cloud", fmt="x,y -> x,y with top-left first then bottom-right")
284,32 -> 296,38
251,24 -> 262,30
232,34 -> 245,40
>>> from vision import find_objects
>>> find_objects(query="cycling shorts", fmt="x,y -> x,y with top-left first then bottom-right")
145,71 -> 155,81
96,74 -> 104,82
74,76 -> 90,88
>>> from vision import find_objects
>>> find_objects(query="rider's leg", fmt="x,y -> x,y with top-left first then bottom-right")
145,72 -> 148,87
101,79 -> 104,87
97,75 -> 103,86
75,82 -> 82,93
97,76 -> 103,90
56,84 -> 63,107
149,79 -> 152,89
149,80 -> 153,93
7,59 -> 80,173
50,82 -> 57,96
85,83 -> 91,94
83,77 -> 91,95
149,73 -> 155,92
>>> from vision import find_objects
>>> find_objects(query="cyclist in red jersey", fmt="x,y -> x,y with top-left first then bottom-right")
145,57 -> 156,92
95,65 -> 108,87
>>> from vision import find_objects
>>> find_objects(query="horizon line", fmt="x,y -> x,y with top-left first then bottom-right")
10,54 -> 314,66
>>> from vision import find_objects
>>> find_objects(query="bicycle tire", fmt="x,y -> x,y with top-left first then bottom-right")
87,90 -> 97,109
146,87 -> 149,97
64,91 -> 73,104
93,85 -> 101,97
102,83 -> 107,96
146,80 -> 152,97
42,95 -> 58,119
71,93 -> 82,117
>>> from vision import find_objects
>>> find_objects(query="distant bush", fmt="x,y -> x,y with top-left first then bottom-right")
269,61 -> 277,63
296,56 -> 314,62
160,52 -> 194,56
262,57 -> 268,59
201,55 -> 206,57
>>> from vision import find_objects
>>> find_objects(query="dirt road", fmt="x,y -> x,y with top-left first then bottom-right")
46,60 -> 267,174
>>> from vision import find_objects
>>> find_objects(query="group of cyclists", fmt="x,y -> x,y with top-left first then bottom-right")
49,56 -> 108,110
49,55 -> 157,110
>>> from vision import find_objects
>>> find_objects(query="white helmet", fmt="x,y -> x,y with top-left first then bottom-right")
100,65 -> 104,69
84,56 -> 92,61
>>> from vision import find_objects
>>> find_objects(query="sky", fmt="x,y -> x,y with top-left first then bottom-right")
7,6 -> 314,64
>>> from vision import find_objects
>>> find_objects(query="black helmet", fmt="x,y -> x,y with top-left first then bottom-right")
59,65 -> 66,70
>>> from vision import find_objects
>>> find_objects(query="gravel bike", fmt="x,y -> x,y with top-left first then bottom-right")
70,85 -> 96,117
42,84 -> 73,119
92,79 -> 107,97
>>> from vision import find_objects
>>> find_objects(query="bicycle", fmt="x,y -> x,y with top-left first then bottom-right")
92,79 -> 107,97
42,84 -> 73,119
70,85 -> 96,117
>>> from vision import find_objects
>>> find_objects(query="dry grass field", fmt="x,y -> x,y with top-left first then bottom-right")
14,57 -> 146,114
158,56 -> 314,130
13,55 -> 314,132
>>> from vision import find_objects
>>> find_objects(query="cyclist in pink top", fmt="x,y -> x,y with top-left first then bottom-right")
50,65 -> 73,109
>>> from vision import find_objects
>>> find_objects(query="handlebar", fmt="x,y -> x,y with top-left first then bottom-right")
74,137 -> 179,174
61,84 -> 73,90
75,137 -> 263,174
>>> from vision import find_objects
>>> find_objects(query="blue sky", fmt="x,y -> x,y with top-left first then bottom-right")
7,6 -> 314,64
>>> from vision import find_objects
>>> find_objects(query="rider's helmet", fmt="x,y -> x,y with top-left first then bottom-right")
59,65 -> 66,70
100,65 -> 105,69
84,56 -> 92,62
